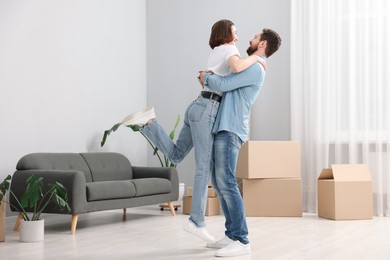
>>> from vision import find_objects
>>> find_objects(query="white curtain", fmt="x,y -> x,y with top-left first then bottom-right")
291,0 -> 390,216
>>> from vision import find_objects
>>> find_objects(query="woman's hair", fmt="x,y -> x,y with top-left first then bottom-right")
209,19 -> 235,49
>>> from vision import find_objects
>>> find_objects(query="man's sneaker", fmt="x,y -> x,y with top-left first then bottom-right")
121,106 -> 156,126
207,235 -> 234,249
183,220 -> 215,243
215,241 -> 251,257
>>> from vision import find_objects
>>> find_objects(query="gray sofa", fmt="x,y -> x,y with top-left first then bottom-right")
10,152 -> 179,234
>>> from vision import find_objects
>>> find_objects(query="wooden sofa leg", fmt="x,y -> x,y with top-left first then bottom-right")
71,214 -> 78,235
14,212 -> 24,231
167,202 -> 175,216
123,208 -> 127,221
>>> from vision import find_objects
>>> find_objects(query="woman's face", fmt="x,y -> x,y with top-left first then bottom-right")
229,25 -> 238,45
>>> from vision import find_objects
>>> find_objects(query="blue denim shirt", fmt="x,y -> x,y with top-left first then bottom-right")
204,59 -> 266,142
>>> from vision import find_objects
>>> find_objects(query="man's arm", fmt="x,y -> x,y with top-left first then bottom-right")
201,63 -> 262,92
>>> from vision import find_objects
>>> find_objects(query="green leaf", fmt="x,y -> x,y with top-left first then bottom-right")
21,175 -> 43,209
0,175 -> 12,203
49,182 -> 70,212
101,123 -> 121,147
127,125 -> 141,132
169,115 -> 180,140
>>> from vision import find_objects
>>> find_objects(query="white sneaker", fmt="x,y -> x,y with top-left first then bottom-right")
183,220 -> 215,243
215,241 -> 251,257
121,106 -> 156,126
207,235 -> 234,249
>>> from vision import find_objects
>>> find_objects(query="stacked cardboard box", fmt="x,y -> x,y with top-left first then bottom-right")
237,141 -> 302,217
183,186 -> 220,216
317,164 -> 373,220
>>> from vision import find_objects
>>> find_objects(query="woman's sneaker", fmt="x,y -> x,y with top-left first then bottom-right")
183,220 -> 215,243
207,235 -> 234,249
121,106 -> 156,126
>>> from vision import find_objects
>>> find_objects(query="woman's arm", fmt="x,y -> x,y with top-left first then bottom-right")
228,54 -> 267,73
203,64 -> 262,92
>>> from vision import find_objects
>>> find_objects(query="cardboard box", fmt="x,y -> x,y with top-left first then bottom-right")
236,141 -> 300,179
317,164 -> 373,220
241,178 -> 302,217
182,196 -> 220,216
0,197 -> 5,242
187,186 -> 217,198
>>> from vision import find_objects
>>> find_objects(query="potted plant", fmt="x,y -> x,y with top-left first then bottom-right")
0,174 -> 70,242
101,115 -> 181,168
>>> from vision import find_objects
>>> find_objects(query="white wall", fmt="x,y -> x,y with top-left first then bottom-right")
0,0 -> 291,209
146,0 -> 291,187
0,0 -> 148,202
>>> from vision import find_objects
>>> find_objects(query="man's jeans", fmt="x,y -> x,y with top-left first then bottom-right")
211,131 -> 249,244
141,96 -> 219,228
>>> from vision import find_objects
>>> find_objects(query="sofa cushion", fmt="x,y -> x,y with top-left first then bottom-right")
16,153 -> 93,182
80,152 -> 133,182
131,178 -> 172,197
86,181 -> 136,201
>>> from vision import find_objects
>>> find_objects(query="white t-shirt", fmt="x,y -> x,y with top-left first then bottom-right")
203,44 -> 240,95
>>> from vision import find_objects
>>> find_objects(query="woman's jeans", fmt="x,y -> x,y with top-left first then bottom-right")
211,131 -> 249,244
141,96 -> 219,228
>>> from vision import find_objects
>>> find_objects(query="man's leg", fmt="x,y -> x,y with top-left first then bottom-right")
208,165 -> 235,249
213,131 -> 251,257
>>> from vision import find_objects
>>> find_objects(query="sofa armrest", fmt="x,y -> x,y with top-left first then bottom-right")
132,166 -> 179,201
10,169 -> 88,215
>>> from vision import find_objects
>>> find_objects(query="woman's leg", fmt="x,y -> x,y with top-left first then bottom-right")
141,103 -> 194,164
188,98 -> 219,227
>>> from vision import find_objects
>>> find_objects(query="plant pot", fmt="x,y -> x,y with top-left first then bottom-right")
20,219 -> 44,242
175,183 -> 185,204
0,197 -> 5,242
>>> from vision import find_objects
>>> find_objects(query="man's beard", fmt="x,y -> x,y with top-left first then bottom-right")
246,45 -> 257,56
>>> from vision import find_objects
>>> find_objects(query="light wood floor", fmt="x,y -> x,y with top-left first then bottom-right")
1,206 -> 390,260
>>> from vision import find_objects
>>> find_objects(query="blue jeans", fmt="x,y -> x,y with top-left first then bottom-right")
141,96 -> 219,228
211,131 -> 249,244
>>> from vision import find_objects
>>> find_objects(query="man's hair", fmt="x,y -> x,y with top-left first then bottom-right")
209,19 -> 235,49
260,28 -> 281,57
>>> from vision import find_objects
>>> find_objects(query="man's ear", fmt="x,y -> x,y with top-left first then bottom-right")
258,40 -> 267,49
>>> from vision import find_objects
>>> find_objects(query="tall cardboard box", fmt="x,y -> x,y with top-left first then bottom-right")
0,197 -> 5,242
236,141 -> 300,179
182,196 -> 220,216
241,178 -> 302,217
187,186 -> 217,198
317,164 -> 373,220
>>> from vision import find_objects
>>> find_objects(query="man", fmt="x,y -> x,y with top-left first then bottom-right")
199,28 -> 281,257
